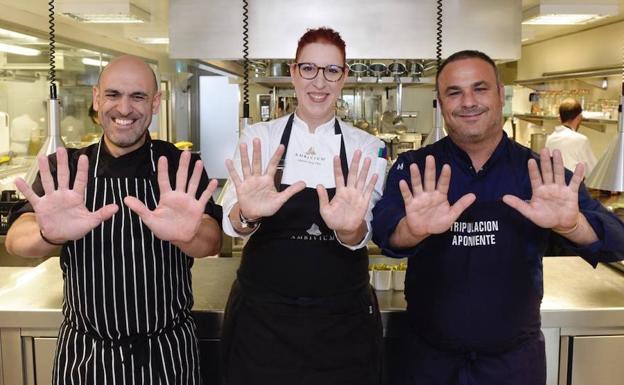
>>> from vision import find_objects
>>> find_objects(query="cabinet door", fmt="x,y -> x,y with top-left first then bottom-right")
33,338 -> 57,385
569,335 -> 624,385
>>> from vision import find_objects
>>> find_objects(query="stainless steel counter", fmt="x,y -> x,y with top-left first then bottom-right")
0,256 -> 623,335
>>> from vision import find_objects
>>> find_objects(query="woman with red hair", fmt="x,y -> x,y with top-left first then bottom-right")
221,27 -> 384,385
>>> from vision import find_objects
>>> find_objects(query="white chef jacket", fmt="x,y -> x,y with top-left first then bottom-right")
545,125 -> 597,174
221,113 -> 385,250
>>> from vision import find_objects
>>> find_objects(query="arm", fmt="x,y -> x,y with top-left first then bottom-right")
333,135 -> 384,248
124,151 -> 221,257
372,154 -> 475,257
172,214 -> 222,258
6,148 -> 118,258
5,213 -> 60,257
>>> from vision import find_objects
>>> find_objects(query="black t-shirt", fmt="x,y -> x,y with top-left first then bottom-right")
10,137 -> 223,224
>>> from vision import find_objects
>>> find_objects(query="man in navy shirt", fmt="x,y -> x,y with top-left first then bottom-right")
372,50 -> 624,385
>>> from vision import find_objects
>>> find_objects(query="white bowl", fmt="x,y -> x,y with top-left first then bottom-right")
392,270 -> 406,291
373,270 -> 392,291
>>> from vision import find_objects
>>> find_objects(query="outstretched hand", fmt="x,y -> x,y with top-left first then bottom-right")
400,155 -> 476,238
225,138 -> 305,220
15,147 -> 119,243
502,148 -> 583,230
317,150 -> 378,233
124,151 -> 217,243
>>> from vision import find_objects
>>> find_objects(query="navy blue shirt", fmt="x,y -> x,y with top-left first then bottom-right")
372,133 -> 624,353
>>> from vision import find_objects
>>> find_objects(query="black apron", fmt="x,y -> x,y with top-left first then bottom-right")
52,139 -> 201,385
222,114 -> 382,385
401,159 -> 546,385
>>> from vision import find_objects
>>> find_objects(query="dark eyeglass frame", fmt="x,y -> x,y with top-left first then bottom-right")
294,62 -> 346,82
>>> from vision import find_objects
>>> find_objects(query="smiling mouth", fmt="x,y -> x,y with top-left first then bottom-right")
113,118 -> 137,127
308,92 -> 329,103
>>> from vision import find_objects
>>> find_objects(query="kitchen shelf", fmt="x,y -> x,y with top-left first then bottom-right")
515,64 -> 622,89
513,114 -> 617,133
252,76 -> 434,88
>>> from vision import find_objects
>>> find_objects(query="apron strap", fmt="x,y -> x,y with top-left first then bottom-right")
274,113 -> 349,190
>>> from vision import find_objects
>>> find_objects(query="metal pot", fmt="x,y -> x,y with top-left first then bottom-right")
269,61 -> 290,77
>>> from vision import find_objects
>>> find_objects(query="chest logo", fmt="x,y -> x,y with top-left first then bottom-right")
306,223 -> 322,236
396,162 -> 404,170
306,147 -> 316,155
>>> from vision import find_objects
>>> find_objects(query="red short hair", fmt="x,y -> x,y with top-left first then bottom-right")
295,27 -> 346,64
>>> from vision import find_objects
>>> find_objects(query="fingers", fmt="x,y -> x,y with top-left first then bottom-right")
38,154 -> 55,194
569,162 -> 585,193
186,159 -> 204,198
502,194 -> 531,219
72,155 -> 89,194
225,159 -> 243,188
14,177 -> 39,205
239,142 -> 251,179
355,157 -> 372,190
409,164 -> 423,194
551,149 -> 565,185
266,144 -> 285,177
56,147 -> 70,190
539,148 -> 553,184
316,184 -> 329,209
333,156 -> 345,188
399,179 -> 413,204
436,164 -> 451,195
93,203 -> 119,223
363,173 -> 379,202
346,150 -> 362,187
175,151 -> 191,192
123,196 -> 151,218
279,181 -> 306,203
198,179 -> 219,206
423,155 -> 436,191
449,193 -> 476,219
251,138 -> 262,175
527,159 -> 543,191
157,156 -> 172,194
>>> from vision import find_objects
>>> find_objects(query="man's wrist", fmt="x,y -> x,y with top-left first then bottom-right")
39,229 -> 65,246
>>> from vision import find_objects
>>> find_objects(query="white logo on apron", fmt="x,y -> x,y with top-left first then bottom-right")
281,129 -> 341,188
306,223 -> 322,236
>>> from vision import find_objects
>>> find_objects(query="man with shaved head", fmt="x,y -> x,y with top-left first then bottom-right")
7,55 -> 222,384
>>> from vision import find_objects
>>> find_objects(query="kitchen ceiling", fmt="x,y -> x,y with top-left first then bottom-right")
0,0 -> 623,56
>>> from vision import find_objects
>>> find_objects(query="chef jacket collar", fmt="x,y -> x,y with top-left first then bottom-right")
293,111 -> 337,134
444,130 -> 509,175
94,132 -> 155,178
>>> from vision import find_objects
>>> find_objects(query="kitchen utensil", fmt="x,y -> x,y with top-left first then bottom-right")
368,63 -> 387,83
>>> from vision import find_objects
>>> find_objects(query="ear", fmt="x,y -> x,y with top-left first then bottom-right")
92,86 -> 100,111
498,83 -> 505,105
152,91 -> 162,114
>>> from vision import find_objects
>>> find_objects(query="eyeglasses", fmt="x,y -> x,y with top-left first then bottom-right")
295,62 -> 346,82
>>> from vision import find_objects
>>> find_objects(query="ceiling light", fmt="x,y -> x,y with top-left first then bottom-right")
58,1 -> 150,24
0,28 -> 38,42
522,3 -> 618,25
82,58 -> 109,67
132,37 -> 169,45
0,43 -> 40,56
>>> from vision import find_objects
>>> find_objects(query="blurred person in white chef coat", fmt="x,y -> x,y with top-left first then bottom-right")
545,98 -> 597,174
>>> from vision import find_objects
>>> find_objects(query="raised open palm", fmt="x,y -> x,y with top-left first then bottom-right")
401,155 -> 476,238
503,148 -> 584,230
124,151 -> 217,243
317,150 -> 378,232
225,138 -> 305,220
14,147 -> 118,243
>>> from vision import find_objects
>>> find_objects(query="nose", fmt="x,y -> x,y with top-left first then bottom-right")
311,70 -> 327,88
461,90 -> 477,108
116,96 -> 133,115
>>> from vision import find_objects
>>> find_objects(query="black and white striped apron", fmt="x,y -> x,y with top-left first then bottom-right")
52,139 -> 201,385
